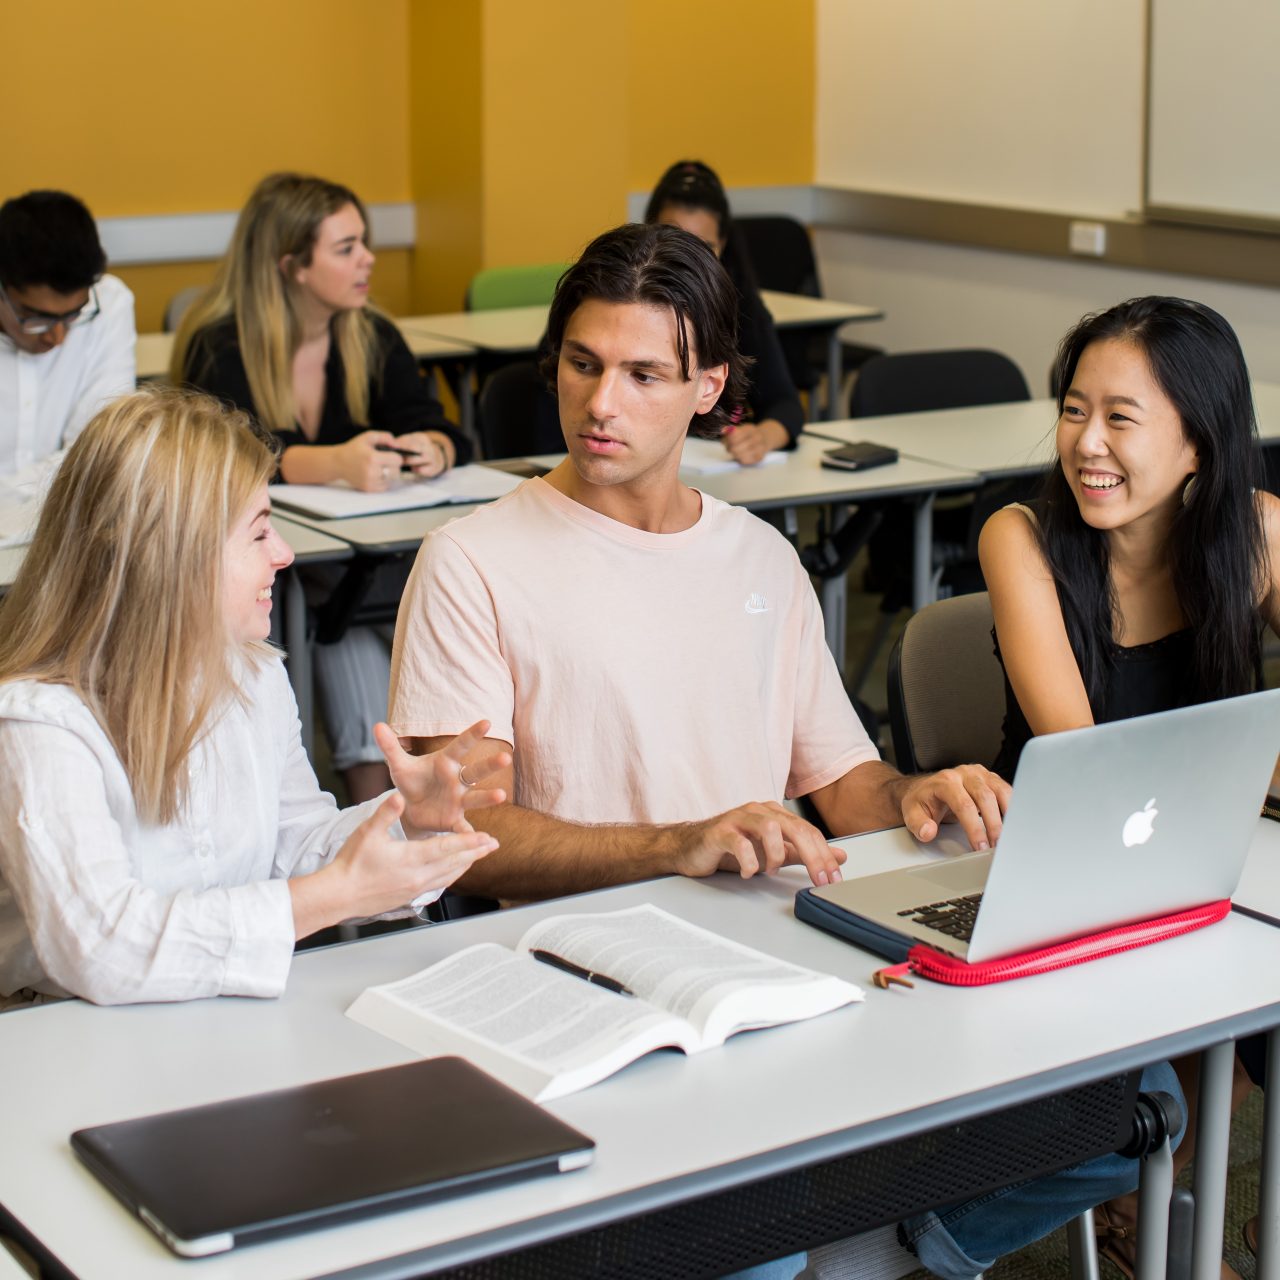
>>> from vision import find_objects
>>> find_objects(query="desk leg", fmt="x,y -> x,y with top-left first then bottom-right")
284,569 -> 313,758
1066,1208 -> 1102,1280
1258,1025 -> 1280,1279
826,329 -> 841,419
912,494 -> 936,612
1190,1041 -> 1235,1280
821,574 -> 848,678
818,504 -> 848,677
1136,1136 -> 1175,1280
459,358 -> 477,449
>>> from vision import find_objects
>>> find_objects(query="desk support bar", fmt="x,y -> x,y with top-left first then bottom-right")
1258,1025 -> 1280,1279
283,568 -> 313,756
1191,1041 -> 1235,1280
912,494 -> 936,613
1066,1208 -> 1101,1280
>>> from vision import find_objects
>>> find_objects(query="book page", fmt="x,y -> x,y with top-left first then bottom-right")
517,905 -> 862,1047
345,942 -> 695,1100
679,436 -> 787,476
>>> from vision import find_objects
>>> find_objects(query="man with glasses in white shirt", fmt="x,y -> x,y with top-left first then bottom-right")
0,190 -> 136,482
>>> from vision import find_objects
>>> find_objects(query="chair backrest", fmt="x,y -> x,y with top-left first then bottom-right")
163,285 -> 206,334
887,592 -> 1005,774
849,349 -> 1030,418
466,263 -> 569,312
477,359 -> 561,459
734,215 -> 821,297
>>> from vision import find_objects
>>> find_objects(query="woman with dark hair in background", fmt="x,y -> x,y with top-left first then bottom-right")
980,295 -> 1279,1275
645,160 -> 804,465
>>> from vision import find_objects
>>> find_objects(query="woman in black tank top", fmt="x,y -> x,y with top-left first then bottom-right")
979,296 -> 1280,1272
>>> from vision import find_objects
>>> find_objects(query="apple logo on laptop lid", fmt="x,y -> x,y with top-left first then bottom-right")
1122,798 -> 1159,848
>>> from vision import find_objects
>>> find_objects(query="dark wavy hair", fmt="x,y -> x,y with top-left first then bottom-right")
1038,295 -> 1265,707
643,159 -> 762,303
542,222 -> 749,437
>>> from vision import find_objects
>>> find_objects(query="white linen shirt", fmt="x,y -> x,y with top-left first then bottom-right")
0,656 -> 414,1004
0,273 -> 137,478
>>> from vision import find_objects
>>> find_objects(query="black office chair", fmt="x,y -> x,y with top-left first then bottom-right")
845,348 -> 1034,700
735,215 -> 882,415
476,359 -> 562,459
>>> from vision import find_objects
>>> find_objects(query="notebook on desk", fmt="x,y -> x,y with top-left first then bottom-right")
798,689 -> 1280,964
71,1057 -> 594,1258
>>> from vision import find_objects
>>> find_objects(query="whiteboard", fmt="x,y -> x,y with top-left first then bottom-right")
1147,0 -> 1280,227
814,0 -> 1145,220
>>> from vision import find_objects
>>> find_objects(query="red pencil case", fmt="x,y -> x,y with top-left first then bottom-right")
870,900 -> 1231,990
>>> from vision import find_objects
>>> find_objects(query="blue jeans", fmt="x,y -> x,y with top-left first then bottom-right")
725,1061 -> 1184,1280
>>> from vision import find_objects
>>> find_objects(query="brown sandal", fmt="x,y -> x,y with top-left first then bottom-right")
1094,1200 -> 1243,1278
1094,1201 -> 1137,1279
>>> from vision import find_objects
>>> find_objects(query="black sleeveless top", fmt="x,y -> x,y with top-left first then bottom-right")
991,627 -> 1196,782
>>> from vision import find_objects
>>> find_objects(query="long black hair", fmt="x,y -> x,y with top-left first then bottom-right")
1038,296 -> 1265,707
642,159 -> 761,302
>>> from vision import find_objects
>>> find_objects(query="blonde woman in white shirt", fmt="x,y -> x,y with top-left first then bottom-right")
0,387 -> 506,1008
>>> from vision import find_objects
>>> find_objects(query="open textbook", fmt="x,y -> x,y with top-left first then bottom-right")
346,904 -> 863,1101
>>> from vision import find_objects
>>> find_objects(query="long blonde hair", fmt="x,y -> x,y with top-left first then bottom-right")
171,172 -> 380,433
0,388 -> 278,824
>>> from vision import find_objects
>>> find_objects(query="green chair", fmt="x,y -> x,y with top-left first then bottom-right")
465,262 -> 568,311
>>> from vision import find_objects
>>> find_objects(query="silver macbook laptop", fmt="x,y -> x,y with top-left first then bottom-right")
811,689 -> 1280,963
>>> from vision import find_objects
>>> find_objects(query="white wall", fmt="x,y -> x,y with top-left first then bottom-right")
815,0 -> 1145,220
815,228 -> 1280,392
813,0 -> 1280,394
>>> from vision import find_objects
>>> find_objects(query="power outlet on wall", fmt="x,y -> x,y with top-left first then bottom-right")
1068,221 -> 1107,256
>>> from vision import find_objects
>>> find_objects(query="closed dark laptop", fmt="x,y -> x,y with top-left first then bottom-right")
71,1057 -> 595,1258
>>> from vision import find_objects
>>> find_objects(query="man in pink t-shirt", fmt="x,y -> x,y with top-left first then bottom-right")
389,224 -> 1009,900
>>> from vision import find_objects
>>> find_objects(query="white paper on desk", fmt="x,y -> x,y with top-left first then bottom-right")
267,464 -> 520,519
0,461 -> 55,548
678,436 -> 787,475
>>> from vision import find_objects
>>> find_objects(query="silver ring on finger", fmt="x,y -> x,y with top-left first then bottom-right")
458,764 -> 475,789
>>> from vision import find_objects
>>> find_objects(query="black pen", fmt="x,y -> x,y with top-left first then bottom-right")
531,949 -> 633,996
375,443 -> 424,463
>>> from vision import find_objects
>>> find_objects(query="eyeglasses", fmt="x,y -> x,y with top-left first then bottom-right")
0,283 -> 100,335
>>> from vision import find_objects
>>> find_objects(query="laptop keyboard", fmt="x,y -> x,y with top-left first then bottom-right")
897,893 -> 983,942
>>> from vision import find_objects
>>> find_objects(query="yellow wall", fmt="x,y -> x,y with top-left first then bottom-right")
5,0 -> 813,323
1,0 -> 410,214
626,0 -> 815,191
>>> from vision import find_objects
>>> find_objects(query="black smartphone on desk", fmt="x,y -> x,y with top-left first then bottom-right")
820,442 -> 899,472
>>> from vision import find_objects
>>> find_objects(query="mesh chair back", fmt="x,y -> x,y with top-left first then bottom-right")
477,359 -> 560,459
735,215 -> 821,297
849,349 -> 1030,418
466,262 -> 569,311
887,592 -> 1005,774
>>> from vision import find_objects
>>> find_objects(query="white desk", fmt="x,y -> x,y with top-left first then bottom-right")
808,380 -> 1280,477
757,291 -> 884,419
400,291 -> 885,421
135,328 -> 479,382
4,837 -> 1280,1279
